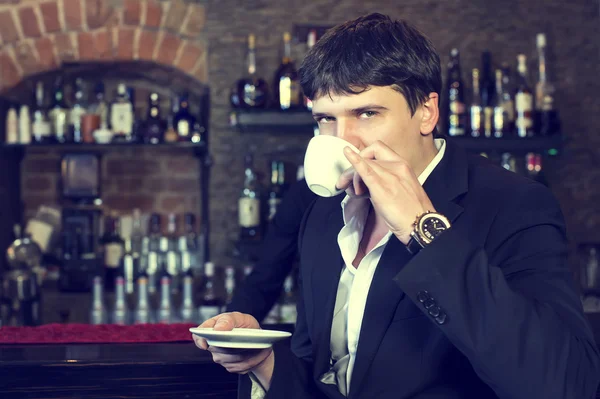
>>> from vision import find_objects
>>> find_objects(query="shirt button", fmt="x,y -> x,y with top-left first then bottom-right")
423,299 -> 436,309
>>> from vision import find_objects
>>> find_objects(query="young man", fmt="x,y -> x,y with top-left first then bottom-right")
194,13 -> 600,399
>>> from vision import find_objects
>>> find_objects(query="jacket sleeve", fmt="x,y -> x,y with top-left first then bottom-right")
227,179 -> 316,322
395,182 -> 600,399
238,197 -> 327,399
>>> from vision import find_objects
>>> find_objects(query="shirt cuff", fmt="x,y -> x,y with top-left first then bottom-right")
249,372 -> 267,399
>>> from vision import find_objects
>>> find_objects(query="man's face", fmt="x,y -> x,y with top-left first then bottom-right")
311,86 -> 430,167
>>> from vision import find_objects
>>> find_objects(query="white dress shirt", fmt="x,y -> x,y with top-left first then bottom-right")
333,138 -> 446,394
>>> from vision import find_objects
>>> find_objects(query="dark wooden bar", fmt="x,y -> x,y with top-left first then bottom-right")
0,341 -> 239,399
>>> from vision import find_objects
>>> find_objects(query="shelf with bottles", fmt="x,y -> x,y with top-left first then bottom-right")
448,134 -> 564,155
2,73 -> 210,153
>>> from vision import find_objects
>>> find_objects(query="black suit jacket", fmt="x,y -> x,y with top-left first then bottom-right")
241,140 -> 600,399
227,178 -> 317,322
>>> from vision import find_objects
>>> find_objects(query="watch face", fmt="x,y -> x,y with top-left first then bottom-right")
419,213 -> 450,243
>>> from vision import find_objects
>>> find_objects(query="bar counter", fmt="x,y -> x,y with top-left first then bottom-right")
1,317 -> 600,399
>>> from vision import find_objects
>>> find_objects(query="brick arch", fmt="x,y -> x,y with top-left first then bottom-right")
0,0 -> 207,93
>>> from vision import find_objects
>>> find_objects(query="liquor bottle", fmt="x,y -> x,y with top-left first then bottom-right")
446,48 -> 466,136
526,152 -> 548,186
179,213 -> 199,274
199,262 -> 224,322
112,276 -> 129,325
164,95 -> 180,143
143,92 -> 165,144
157,270 -> 172,324
267,160 -> 284,222
515,54 -> 535,138
492,69 -> 506,138
165,213 -> 181,291
48,76 -> 69,143
500,64 -> 516,136
239,153 -> 262,241
274,32 -> 302,110
122,252 -> 135,295
535,33 -> 559,136
90,276 -> 107,325
470,69 -> 482,138
280,275 -> 297,324
480,51 -> 495,138
304,30 -> 317,110
69,78 -> 87,143
31,82 -> 53,144
180,272 -> 196,323
223,265 -> 236,312
101,213 -> 124,291
19,105 -> 31,144
146,213 -> 162,293
130,208 -> 144,260
134,274 -> 152,324
173,93 -> 196,142
110,83 -> 134,142
88,82 -> 110,130
5,107 -> 18,144
230,34 -> 269,109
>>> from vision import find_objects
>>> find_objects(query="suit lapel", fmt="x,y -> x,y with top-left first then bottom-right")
348,139 -> 469,398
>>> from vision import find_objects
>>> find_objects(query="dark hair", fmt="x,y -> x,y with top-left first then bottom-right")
299,13 -> 441,116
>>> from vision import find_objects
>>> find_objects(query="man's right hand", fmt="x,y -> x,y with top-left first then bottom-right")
193,312 -> 275,389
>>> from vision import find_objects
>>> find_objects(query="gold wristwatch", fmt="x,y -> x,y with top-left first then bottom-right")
406,211 -> 451,255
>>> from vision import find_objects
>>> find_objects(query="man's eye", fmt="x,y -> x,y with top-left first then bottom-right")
360,111 -> 377,118
317,116 -> 335,123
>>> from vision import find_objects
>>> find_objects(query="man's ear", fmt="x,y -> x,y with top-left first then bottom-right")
420,92 -> 440,136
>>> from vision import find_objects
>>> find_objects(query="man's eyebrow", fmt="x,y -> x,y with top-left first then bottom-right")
312,112 -> 332,119
349,104 -> 389,114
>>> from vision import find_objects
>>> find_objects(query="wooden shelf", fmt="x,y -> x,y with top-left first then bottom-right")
230,109 -> 315,133
0,141 -> 208,156
230,110 -> 564,154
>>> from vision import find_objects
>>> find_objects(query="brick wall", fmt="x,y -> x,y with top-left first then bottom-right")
2,0 -> 600,268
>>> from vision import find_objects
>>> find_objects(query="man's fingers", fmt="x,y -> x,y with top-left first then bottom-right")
344,148 -> 387,186
193,335 -> 208,350
359,140 -> 404,162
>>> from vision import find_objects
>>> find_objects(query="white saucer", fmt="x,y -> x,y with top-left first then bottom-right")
189,327 -> 292,349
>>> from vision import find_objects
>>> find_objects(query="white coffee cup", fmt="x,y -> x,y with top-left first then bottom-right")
303,135 -> 360,197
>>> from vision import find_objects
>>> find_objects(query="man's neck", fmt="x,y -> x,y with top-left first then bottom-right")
410,137 -> 439,179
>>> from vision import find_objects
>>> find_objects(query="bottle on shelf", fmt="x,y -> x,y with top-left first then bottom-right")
179,271 -> 196,323
134,274 -> 152,324
69,78 -> 87,143
179,213 -> 199,275
112,276 -> 129,325
173,92 -> 196,142
146,213 -> 162,293
469,68 -> 482,138
515,54 -> 535,138
492,69 -> 506,138
446,48 -> 466,137
157,266 -> 173,324
304,29 -> 318,110
164,94 -> 180,143
89,82 -> 110,130
5,107 -> 18,144
535,33 -> 560,136
143,92 -> 166,144
90,276 -> 107,325
239,153 -> 262,241
223,265 -> 236,312
274,32 -> 302,111
480,51 -> 495,138
18,104 -> 31,144
110,83 -> 134,142
500,153 -> 517,173
31,82 -> 53,144
48,76 -> 69,143
199,262 -> 223,322
165,213 -> 181,291
500,64 -> 516,135
267,160 -> 284,222
101,212 -> 124,292
230,34 -> 269,109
